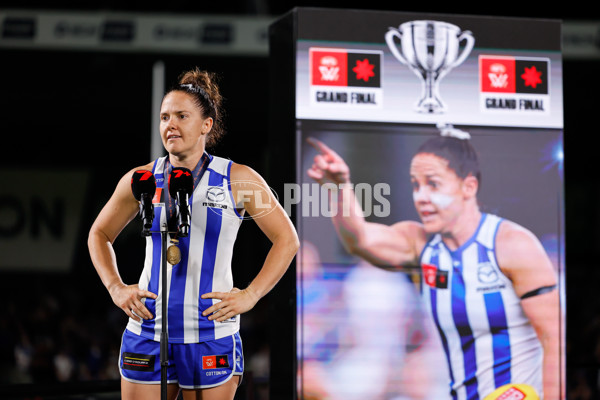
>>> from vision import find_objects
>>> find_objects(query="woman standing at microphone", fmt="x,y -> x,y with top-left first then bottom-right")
88,67 -> 299,400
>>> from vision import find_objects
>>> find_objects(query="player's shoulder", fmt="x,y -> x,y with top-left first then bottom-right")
229,162 -> 264,182
497,219 -> 537,245
496,218 -> 545,267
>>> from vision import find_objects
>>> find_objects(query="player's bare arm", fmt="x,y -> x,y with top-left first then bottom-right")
306,137 -> 424,269
88,163 -> 158,322
495,221 -> 563,399
201,163 -> 299,322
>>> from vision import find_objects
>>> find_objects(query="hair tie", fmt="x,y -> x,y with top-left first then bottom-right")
437,123 -> 471,140
179,83 -> 215,116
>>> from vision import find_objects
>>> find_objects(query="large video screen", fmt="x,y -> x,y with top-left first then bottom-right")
292,9 -> 564,400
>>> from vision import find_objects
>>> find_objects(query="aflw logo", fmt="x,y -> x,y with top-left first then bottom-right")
479,55 -> 549,94
318,55 -> 340,82
310,47 -> 381,88
488,63 -> 509,89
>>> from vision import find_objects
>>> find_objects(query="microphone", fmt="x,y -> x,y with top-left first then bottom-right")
168,167 -> 194,237
131,170 -> 156,236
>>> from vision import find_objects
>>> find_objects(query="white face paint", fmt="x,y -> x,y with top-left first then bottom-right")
430,192 -> 454,209
413,189 -> 454,209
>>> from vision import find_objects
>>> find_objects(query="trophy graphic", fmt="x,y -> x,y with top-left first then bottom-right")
385,20 -> 474,113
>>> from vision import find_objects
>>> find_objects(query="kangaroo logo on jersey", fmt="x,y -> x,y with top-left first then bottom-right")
422,263 -> 448,289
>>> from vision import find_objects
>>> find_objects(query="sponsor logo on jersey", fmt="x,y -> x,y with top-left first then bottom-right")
122,352 -> 155,371
479,55 -> 550,115
477,262 -> 499,283
203,354 -> 230,369
203,186 -> 228,209
309,47 -> 383,108
476,262 -> 507,292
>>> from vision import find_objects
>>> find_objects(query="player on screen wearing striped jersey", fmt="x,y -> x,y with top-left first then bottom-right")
88,67 -> 299,400
306,131 -> 563,400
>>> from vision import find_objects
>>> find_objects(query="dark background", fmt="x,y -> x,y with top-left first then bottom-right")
1,1 -> 598,399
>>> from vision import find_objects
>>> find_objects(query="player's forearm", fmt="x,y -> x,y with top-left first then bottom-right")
88,228 -> 125,294
542,333 -> 563,400
246,229 -> 299,300
330,184 -> 369,254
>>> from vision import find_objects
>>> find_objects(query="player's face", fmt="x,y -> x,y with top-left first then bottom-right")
410,153 -> 468,234
160,91 -> 212,157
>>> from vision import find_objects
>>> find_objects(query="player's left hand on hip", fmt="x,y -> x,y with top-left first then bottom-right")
201,287 -> 258,322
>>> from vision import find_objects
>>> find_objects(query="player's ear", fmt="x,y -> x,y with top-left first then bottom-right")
462,175 -> 478,199
201,117 -> 213,135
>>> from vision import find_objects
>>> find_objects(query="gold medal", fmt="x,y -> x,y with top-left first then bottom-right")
167,239 -> 181,265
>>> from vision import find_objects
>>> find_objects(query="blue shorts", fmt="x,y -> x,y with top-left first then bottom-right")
119,329 -> 244,389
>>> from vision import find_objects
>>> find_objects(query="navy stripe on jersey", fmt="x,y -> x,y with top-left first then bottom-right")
168,233 -> 191,340
484,292 -> 511,387
198,170 -> 224,341
479,244 -> 512,388
226,161 -> 244,219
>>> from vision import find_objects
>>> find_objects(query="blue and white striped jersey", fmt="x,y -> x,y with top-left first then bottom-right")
420,213 -> 543,400
126,155 -> 243,343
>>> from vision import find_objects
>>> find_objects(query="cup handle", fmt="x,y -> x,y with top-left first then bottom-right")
385,28 -> 409,65
450,30 -> 475,68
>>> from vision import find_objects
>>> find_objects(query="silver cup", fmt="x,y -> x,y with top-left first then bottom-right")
385,20 -> 474,113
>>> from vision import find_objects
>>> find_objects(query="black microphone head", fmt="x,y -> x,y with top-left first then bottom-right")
131,170 -> 156,201
169,167 -> 194,198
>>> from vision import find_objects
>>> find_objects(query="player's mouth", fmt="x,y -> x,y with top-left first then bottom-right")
419,210 -> 438,222
167,133 -> 181,141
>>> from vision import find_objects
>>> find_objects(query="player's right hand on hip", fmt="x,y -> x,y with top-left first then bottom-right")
109,283 -> 158,322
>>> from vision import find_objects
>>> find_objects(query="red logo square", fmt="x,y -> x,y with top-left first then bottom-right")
311,49 -> 348,86
480,56 -> 516,93
422,264 -> 438,288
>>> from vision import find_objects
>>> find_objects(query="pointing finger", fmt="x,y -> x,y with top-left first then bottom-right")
307,137 -> 338,158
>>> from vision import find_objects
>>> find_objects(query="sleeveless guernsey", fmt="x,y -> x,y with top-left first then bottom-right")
126,154 -> 243,344
420,213 -> 543,400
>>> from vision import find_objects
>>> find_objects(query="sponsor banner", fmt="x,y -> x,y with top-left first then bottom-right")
0,10 -> 271,55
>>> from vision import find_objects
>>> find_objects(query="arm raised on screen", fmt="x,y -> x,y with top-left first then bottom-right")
306,137 -> 424,269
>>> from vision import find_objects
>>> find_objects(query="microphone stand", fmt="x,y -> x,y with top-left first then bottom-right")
159,220 -> 169,400
139,215 -> 169,400
143,189 -> 190,400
